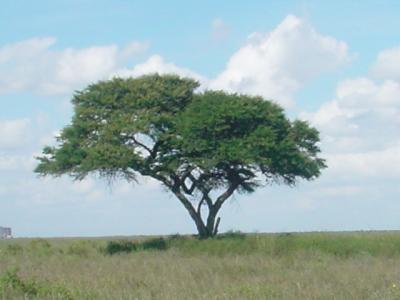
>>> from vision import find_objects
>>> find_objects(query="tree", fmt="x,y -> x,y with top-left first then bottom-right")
35,74 -> 326,238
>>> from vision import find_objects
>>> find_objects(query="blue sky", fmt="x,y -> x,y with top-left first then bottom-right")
1,1 -> 400,237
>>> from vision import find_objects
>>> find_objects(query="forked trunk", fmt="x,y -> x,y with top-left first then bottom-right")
198,215 -> 221,239
192,209 -> 220,239
170,182 -> 238,239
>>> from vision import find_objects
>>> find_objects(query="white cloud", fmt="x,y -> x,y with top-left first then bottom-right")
11,177 -> 102,205
0,38 -> 149,95
370,46 -> 400,81
0,37 -> 56,65
0,115 -> 61,174
118,41 -> 150,62
0,15 -> 349,106
71,177 -> 96,194
211,18 -> 230,42
0,118 -> 31,149
0,154 -> 34,171
113,55 -> 207,86
302,48 -> 400,181
304,77 -> 400,154
325,143 -> 400,179
210,15 -> 350,108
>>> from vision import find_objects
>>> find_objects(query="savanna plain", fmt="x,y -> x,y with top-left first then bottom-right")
1,232 -> 400,299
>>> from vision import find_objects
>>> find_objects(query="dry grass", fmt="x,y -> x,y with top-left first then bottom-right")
1,232 -> 400,299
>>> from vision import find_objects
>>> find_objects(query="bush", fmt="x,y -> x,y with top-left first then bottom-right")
0,268 -> 74,299
0,268 -> 39,296
141,238 -> 167,251
104,240 -> 137,255
104,238 -> 169,255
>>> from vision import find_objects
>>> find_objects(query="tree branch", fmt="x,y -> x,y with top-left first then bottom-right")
182,182 -> 196,194
181,168 -> 196,195
171,188 -> 207,236
193,182 -> 213,208
132,136 -> 153,156
213,217 -> 221,236
213,181 -> 241,212
150,141 -> 161,159
197,197 -> 205,219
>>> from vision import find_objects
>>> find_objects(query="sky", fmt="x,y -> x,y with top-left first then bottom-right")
1,0 -> 400,237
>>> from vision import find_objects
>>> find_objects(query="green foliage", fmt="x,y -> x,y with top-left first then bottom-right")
104,232 -> 400,257
152,232 -> 400,258
0,268 -> 39,297
104,237 -> 168,255
35,74 -> 199,181
0,268 -> 73,300
177,91 -> 325,187
140,237 -> 167,251
35,74 -> 326,237
28,239 -> 53,256
67,240 -> 94,257
35,74 -> 325,185
2,233 -> 400,299
104,240 -> 137,255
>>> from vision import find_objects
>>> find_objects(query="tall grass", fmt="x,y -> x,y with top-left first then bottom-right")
103,231 -> 400,257
1,232 -> 400,299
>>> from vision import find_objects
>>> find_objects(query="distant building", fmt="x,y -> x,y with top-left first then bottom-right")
0,227 -> 12,239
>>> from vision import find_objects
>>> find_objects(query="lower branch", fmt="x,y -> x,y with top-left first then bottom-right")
168,180 -> 241,239
171,189 -> 208,237
214,181 -> 240,212
213,217 -> 221,236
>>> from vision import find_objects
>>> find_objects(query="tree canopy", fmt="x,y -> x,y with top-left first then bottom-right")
35,74 -> 326,238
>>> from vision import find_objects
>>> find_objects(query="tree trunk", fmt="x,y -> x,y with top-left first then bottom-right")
206,208 -> 218,236
171,189 -> 211,238
170,184 -> 237,239
198,206 -> 222,239
194,208 -> 218,239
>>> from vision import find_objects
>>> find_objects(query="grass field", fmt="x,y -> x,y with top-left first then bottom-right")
1,231 -> 400,299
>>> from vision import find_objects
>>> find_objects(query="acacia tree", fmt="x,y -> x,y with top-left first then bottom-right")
35,74 -> 326,238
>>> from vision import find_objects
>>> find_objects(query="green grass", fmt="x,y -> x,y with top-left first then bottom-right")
2,231 -> 400,299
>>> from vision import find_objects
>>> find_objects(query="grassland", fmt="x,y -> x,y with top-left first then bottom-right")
1,231 -> 400,299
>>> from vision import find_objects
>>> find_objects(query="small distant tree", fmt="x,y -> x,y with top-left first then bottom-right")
35,74 -> 326,238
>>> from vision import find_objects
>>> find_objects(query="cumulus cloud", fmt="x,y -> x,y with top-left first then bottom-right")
325,143 -> 400,179
0,154 -> 34,171
210,15 -> 350,107
0,38 -> 149,95
113,54 -> 208,87
0,115 -> 60,173
303,77 -> 400,152
370,46 -> 400,81
1,15 -> 350,106
302,62 -> 400,181
3,15 -> 400,234
0,118 -> 31,149
0,154 -> 35,171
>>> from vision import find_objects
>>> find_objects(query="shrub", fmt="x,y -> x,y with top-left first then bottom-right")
104,238 -> 169,255
140,238 -> 167,251
0,268 -> 39,296
104,240 -> 137,255
0,269 -> 73,300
